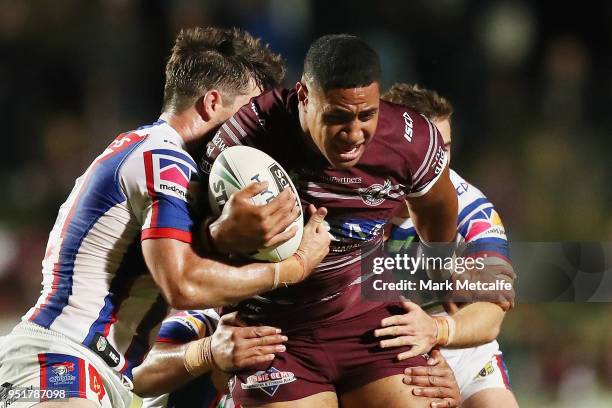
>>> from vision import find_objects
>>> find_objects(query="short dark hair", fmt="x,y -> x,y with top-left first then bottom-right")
163,27 -> 286,113
382,83 -> 454,122
303,34 -> 381,91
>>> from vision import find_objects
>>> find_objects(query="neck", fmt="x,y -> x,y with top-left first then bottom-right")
160,109 -> 211,157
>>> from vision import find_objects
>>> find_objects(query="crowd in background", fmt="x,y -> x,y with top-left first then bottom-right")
0,1 -> 611,406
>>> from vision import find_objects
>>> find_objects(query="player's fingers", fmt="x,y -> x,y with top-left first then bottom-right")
243,344 -> 287,357
267,189 -> 297,220
219,311 -> 239,326
374,325 -> 412,338
236,354 -> 276,369
405,366 -> 452,378
397,345 -> 429,360
243,334 -> 288,348
431,398 -> 457,408
245,326 -> 283,339
380,314 -> 409,328
378,335 -> 416,349
305,207 -> 327,228
263,225 -> 298,248
307,204 -> 317,217
403,374 -> 455,389
412,386 -> 450,399
261,188 -> 292,216
427,349 -> 446,366
240,181 -> 270,200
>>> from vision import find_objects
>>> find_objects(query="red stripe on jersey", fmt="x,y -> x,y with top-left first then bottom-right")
155,337 -> 183,344
38,353 -> 48,399
495,354 -> 511,389
78,358 -> 86,398
143,151 -> 159,228
141,227 -> 192,243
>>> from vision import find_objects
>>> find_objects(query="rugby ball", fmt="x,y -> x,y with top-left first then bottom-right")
208,146 -> 303,262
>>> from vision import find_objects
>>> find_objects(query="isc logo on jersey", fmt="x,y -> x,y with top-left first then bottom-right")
151,152 -> 197,201
208,146 -> 304,262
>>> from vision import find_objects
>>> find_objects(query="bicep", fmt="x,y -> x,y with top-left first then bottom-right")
142,238 -> 193,305
405,166 -> 458,242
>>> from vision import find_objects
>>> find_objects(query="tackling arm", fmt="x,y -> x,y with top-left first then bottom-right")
133,312 -> 287,397
143,206 -> 329,310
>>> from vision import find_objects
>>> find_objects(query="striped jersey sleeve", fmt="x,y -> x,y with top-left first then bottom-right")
120,138 -> 200,244
377,101 -> 449,198
387,169 -> 509,262
155,309 -> 219,344
451,170 -> 509,261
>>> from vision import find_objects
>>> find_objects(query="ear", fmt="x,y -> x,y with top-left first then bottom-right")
296,81 -> 308,106
198,89 -> 223,122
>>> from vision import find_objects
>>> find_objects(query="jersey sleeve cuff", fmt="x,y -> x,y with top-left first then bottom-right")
141,227 -> 192,243
406,153 -> 448,198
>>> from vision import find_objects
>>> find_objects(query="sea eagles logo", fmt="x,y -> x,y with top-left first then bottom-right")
359,179 -> 392,206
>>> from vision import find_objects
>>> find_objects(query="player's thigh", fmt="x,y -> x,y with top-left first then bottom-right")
461,388 -> 518,408
242,391 -> 338,408
33,398 -> 100,408
339,374 -> 431,408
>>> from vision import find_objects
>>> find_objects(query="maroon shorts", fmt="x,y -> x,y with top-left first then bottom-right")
230,303 -> 427,405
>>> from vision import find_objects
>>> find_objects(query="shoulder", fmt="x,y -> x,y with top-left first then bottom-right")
451,169 -> 507,244
248,87 -> 297,130
450,169 -> 488,205
377,99 -> 436,146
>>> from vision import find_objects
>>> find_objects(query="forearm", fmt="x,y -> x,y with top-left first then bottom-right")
132,343 -> 201,397
177,254 -> 303,309
444,302 -> 505,348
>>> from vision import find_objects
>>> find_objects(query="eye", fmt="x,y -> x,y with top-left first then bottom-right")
358,110 -> 378,122
323,112 -> 352,125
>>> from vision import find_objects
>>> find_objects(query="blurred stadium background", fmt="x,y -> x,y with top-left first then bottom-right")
0,1 -> 611,406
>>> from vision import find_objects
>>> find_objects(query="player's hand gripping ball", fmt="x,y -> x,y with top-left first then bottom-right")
208,146 -> 304,262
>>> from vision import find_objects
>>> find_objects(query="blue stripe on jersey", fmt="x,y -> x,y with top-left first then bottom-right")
121,295 -> 168,379
156,311 -> 215,344
82,239 -> 146,347
154,195 -> 196,231
457,197 -> 491,227
463,237 -> 510,259
32,137 -> 148,329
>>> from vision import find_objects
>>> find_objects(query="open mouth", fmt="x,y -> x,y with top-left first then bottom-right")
336,143 -> 364,162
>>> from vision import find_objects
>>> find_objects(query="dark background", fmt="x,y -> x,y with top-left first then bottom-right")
0,1 -> 611,406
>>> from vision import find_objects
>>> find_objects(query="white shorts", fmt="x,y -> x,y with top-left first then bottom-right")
0,322 -> 140,408
441,340 -> 511,400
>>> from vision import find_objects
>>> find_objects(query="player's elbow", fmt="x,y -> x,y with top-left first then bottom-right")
484,323 -> 501,343
165,281 -> 233,309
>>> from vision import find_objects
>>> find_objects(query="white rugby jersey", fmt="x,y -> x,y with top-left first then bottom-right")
388,169 -> 510,260
23,119 -> 199,379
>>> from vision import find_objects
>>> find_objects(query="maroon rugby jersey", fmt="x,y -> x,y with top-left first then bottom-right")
201,88 -> 447,327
